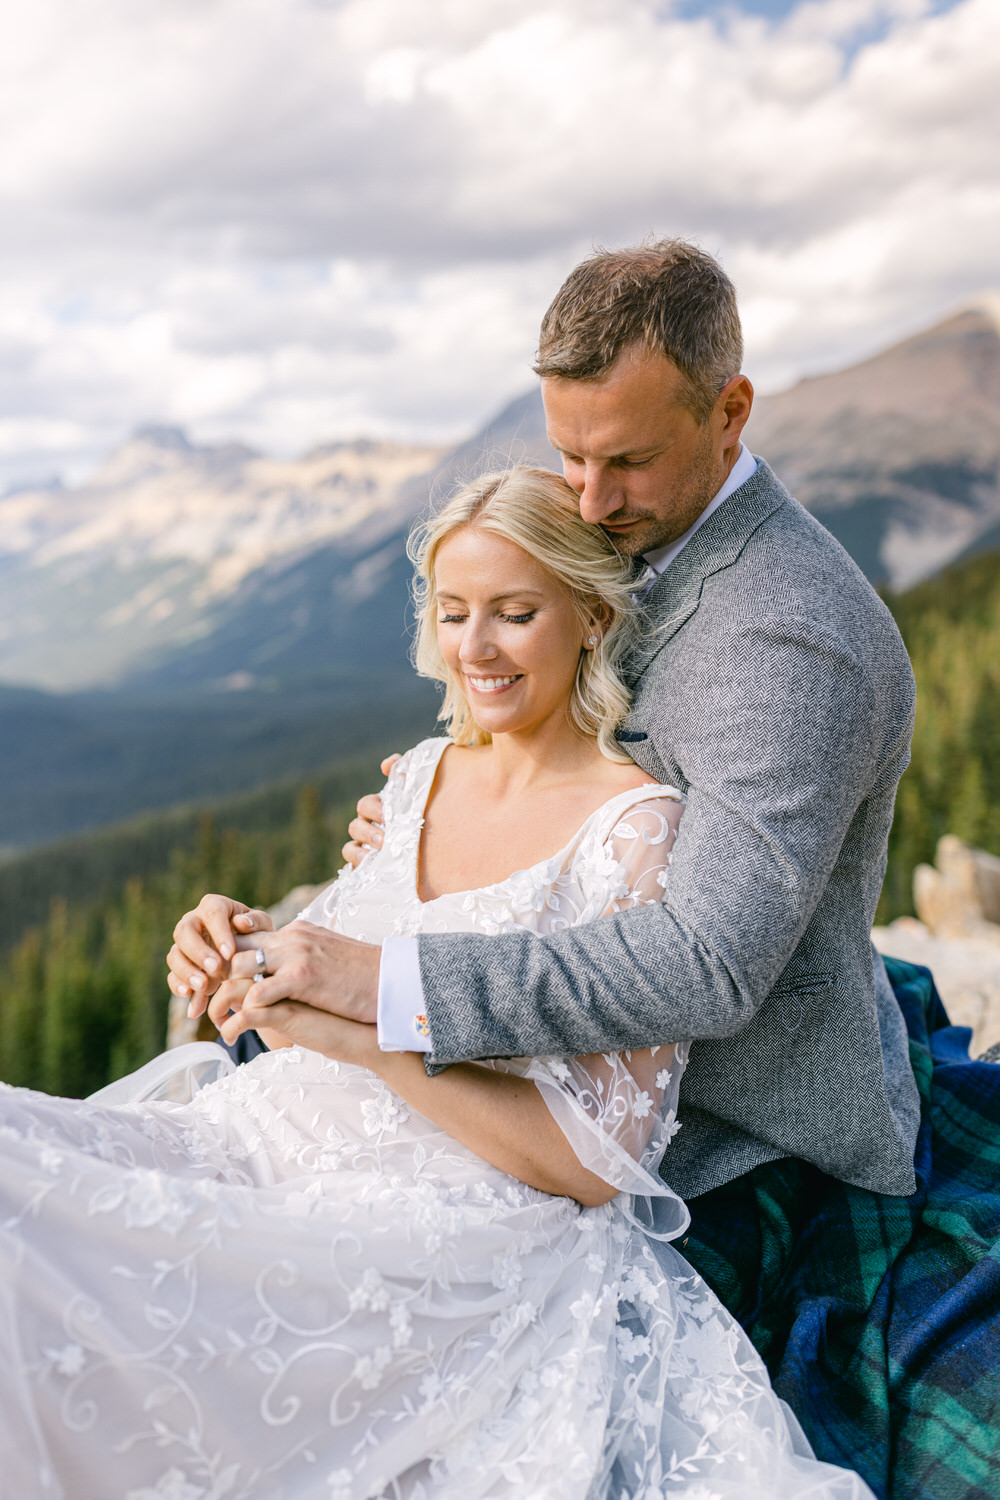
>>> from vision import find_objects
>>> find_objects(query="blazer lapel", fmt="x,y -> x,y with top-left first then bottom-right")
623,459 -> 789,681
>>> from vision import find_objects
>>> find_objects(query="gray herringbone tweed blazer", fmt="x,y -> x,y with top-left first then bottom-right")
418,459 -> 921,1200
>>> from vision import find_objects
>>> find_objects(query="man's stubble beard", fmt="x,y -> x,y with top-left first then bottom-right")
600,424 -> 721,560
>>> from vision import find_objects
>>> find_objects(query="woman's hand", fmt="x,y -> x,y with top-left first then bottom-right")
167,894 -> 274,1018
341,754 -> 400,868
219,990 -> 382,1070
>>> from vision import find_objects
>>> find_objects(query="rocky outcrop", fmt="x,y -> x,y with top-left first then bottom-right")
874,836 -> 1000,1056
912,835 -> 1000,936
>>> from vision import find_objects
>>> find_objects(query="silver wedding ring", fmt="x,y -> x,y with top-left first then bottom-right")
254,947 -> 268,976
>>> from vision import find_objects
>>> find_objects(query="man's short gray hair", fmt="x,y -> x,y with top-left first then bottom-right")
533,238 -> 743,424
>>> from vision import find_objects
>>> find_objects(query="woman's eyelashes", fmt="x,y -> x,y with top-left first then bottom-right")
438,610 -> 536,625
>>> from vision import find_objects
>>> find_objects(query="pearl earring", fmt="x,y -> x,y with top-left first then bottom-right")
587,635 -> 599,647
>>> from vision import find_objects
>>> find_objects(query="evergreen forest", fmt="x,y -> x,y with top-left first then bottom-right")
1,546 -> 998,1098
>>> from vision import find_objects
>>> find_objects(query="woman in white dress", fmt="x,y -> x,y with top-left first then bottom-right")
0,468 -> 872,1500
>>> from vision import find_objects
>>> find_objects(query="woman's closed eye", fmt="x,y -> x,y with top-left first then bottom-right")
438,611 -> 536,625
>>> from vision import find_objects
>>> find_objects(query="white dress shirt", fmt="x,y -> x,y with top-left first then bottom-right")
376,445 -> 758,1052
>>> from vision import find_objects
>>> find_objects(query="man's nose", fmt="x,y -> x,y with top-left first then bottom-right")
577,464 -> 622,525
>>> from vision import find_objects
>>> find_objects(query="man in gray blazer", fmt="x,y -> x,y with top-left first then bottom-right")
212,238 -> 921,1208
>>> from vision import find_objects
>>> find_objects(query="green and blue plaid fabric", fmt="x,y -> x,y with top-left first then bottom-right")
682,956 -> 1000,1500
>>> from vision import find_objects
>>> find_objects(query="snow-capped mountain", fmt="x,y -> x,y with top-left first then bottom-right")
0,432 -> 444,690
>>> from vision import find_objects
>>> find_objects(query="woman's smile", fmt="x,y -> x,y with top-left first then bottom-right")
432,525 -> 589,741
465,673 -> 523,695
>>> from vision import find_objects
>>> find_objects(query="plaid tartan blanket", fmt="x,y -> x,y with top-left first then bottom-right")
681,956 -> 1000,1500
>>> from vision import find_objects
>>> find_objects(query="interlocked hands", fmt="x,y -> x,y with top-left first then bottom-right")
166,892 -> 381,1064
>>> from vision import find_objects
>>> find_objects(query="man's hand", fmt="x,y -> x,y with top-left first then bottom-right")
341,754 -> 399,868
213,920 -> 381,1042
167,894 -> 274,1017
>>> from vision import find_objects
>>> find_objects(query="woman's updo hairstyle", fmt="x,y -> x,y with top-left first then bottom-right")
408,465 -> 640,763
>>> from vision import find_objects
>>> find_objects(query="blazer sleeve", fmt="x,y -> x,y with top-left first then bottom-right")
416,613 -> 904,1067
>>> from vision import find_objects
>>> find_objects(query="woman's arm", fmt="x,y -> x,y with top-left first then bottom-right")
225,995 -> 620,1207
375,1049 -> 620,1207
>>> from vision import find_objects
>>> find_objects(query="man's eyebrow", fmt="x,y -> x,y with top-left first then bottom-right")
553,444 -> 661,461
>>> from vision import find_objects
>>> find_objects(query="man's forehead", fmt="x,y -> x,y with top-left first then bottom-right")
542,389 -> 685,459
540,350 -> 692,456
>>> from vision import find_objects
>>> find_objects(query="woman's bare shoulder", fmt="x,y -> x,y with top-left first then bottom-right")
599,760 -> 662,795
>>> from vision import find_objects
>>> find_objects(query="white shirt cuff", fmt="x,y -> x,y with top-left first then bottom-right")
376,936 -> 431,1052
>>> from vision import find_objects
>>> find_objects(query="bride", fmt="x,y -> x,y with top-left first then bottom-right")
0,467 -> 871,1499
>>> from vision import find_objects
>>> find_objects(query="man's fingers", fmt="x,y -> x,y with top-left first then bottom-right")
357,793 -> 385,825
228,935 -> 283,982
342,839 -> 365,869
348,814 -> 382,849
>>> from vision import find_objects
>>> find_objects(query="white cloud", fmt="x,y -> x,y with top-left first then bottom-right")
0,0 -> 994,487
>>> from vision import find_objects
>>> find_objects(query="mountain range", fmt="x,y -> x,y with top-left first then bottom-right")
1,302 -> 998,851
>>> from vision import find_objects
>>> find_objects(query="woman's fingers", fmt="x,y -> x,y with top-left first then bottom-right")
379,754 -> 401,777
207,978 -> 254,1033
232,909 -> 274,935
166,942 -> 221,1001
171,913 -> 222,976
171,894 -> 255,984
216,974 -> 288,1041
196,893 -> 247,965
167,966 -> 205,1011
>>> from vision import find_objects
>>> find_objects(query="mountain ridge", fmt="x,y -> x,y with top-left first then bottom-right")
4,302 -> 998,694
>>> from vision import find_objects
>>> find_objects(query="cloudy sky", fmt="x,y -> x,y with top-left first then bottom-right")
0,0 -> 995,488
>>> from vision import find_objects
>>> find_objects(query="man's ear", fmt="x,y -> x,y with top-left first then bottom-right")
716,374 -> 753,449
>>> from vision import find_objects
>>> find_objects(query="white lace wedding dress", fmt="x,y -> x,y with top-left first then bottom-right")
0,738 -> 872,1500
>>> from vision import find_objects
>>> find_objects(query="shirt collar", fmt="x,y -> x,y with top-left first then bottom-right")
642,444 -> 758,576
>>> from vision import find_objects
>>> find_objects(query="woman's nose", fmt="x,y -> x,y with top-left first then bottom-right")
458,618 -> 498,663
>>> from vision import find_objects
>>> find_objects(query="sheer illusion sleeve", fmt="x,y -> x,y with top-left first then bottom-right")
511,795 -> 691,1231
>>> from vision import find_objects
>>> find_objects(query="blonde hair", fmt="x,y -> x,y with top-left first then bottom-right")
408,466 -> 640,763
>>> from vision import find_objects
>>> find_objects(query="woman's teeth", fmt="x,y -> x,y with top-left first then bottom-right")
469,675 -> 520,693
